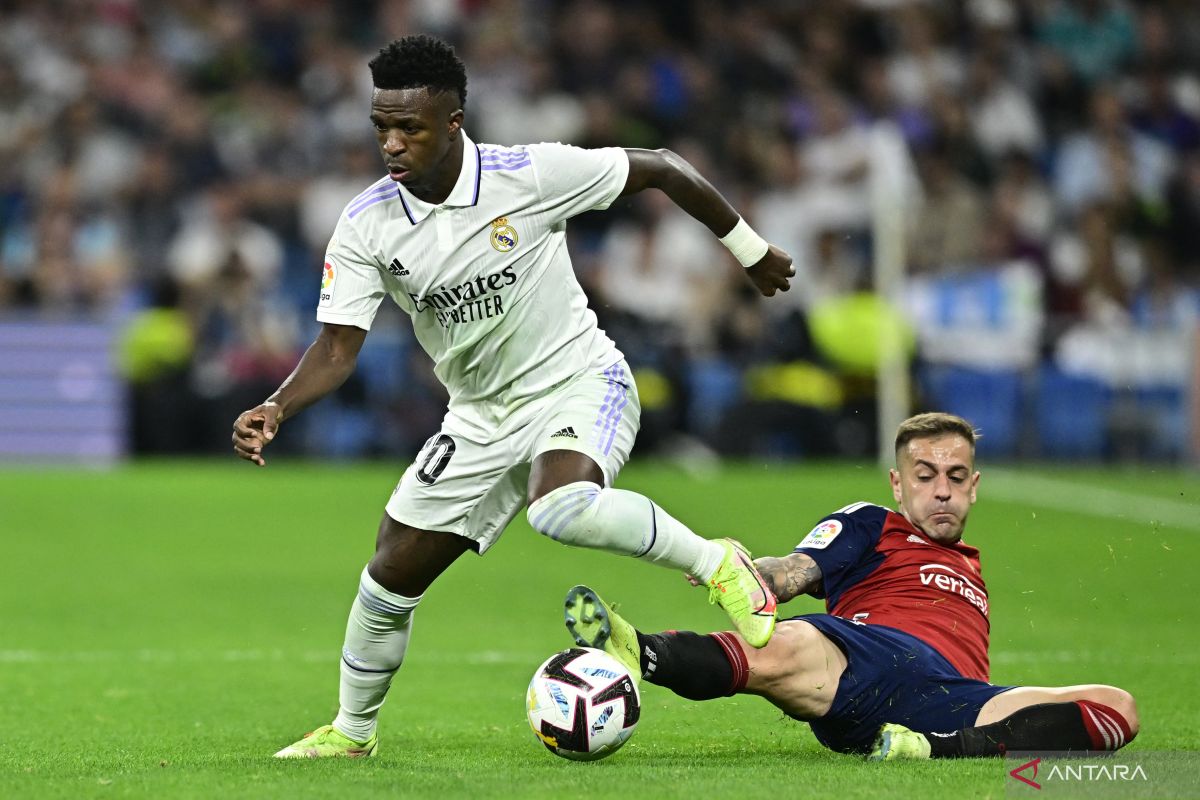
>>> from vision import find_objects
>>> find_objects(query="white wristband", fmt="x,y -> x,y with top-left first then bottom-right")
718,217 -> 769,268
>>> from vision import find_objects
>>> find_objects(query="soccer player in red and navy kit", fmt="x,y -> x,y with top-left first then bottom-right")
563,412 -> 1140,758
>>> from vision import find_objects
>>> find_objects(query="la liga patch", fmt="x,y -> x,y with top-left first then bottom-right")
319,257 -> 336,307
798,519 -> 842,550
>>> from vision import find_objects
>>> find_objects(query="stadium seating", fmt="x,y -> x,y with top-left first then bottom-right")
1034,365 -> 1112,460
918,364 -> 1025,459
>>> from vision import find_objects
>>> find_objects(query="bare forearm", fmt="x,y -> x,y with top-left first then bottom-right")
621,147 -> 793,296
267,334 -> 358,422
622,149 -> 739,237
755,553 -> 823,603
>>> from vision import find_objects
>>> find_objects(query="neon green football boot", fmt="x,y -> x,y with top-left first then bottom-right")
707,538 -> 777,648
868,723 -> 932,761
273,724 -> 378,759
564,584 -> 642,682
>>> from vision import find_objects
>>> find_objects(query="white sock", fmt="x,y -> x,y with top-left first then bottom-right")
331,566 -> 421,743
527,482 -> 726,581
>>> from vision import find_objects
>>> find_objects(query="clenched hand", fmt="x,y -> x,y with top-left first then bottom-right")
745,245 -> 795,296
232,401 -> 283,467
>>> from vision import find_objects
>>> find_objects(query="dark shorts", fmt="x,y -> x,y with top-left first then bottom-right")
791,614 -> 1015,754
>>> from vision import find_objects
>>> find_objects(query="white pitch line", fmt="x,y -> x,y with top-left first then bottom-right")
991,650 -> 1200,666
983,469 -> 1200,532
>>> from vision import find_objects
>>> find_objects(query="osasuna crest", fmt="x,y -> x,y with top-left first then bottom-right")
489,216 -> 518,252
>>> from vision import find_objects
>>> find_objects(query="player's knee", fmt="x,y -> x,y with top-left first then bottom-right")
742,622 -> 840,718
526,481 -> 600,542
746,622 -> 817,688
367,516 -> 472,596
1109,687 -> 1139,737
1082,685 -> 1139,740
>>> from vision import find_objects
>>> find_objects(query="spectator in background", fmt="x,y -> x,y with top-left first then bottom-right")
930,91 -> 995,188
987,151 -> 1063,345
1129,66 -> 1200,154
586,140 -> 744,450
1052,200 -> 1192,433
0,53 -> 46,164
855,56 -> 935,147
473,51 -> 586,146
1049,202 -> 1142,329
800,87 -> 873,194
992,149 -> 1056,245
1037,0 -> 1137,86
120,146 -> 183,287
594,184 -> 737,356
908,142 -> 987,273
1165,151 -> 1200,285
808,228 -> 870,308
797,7 -> 870,93
770,84 -> 889,298
967,53 -> 1045,162
298,145 -> 381,256
167,182 -> 283,292
551,1 -> 623,94
1054,85 -> 1174,216
118,276 -> 197,453
1132,2 -> 1181,73
968,0 -> 1038,91
0,0 -> 1198,461
159,91 -> 228,189
4,169 -> 131,311
885,5 -> 964,110
164,180 -> 298,445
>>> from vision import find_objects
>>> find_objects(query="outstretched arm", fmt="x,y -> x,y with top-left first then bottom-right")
620,148 -> 794,297
753,552 -> 823,603
231,322 -> 367,466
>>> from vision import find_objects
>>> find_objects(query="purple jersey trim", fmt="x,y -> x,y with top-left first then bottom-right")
479,145 -> 528,159
481,159 -> 531,171
348,176 -> 392,206
590,363 -> 629,456
347,184 -> 400,218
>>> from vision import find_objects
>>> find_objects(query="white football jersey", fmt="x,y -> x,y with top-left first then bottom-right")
317,131 -> 628,435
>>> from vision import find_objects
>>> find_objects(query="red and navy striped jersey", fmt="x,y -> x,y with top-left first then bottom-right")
794,502 -> 990,681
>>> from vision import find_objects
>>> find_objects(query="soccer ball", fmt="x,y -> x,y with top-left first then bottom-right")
526,647 -> 641,761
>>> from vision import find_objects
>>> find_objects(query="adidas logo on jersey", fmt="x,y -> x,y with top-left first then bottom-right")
907,534 -> 928,545
550,426 -> 578,439
387,258 -> 409,277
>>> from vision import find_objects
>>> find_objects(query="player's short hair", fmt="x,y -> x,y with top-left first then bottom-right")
369,35 -> 467,107
894,412 -> 978,458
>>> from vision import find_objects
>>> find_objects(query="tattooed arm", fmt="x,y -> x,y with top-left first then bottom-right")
754,553 -> 823,603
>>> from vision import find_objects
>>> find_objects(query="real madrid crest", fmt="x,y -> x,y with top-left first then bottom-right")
490,217 -> 518,252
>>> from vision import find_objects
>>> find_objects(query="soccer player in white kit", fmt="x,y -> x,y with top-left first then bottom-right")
231,35 -> 796,758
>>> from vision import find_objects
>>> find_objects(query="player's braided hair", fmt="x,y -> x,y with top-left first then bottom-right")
894,412 -> 979,456
369,35 -> 467,107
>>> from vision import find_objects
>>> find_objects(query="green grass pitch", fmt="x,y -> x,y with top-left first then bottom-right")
2,458 -> 1197,798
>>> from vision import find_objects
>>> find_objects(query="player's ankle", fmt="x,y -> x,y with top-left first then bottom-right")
332,717 -> 376,745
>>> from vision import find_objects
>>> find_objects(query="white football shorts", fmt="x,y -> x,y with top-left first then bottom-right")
384,360 -> 641,553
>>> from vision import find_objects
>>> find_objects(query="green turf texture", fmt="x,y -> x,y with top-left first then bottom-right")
2,459 -> 1196,798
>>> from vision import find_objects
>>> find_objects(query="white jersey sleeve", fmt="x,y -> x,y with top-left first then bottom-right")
528,143 -> 630,225
316,214 -> 386,331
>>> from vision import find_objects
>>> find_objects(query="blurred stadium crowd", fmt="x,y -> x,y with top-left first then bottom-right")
1,0 -> 1197,461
